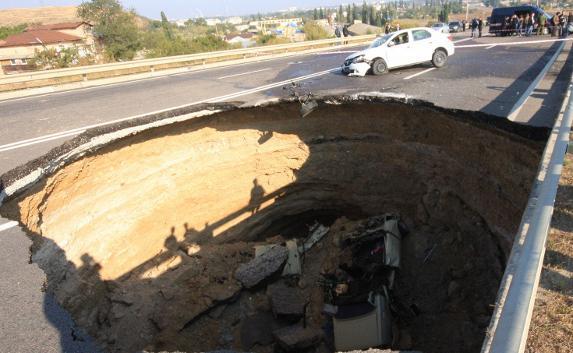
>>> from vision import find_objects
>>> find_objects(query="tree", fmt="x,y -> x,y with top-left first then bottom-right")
338,5 -> 344,23
347,4 -> 352,23
160,11 -> 173,39
0,24 -> 27,40
362,1 -> 368,23
352,3 -> 359,23
319,7 -> 324,19
370,5 -> 377,25
376,12 -> 384,27
314,8 -> 319,20
78,0 -> 141,61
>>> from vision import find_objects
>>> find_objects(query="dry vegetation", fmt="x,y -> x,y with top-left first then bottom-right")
526,148 -> 573,353
0,6 -> 80,26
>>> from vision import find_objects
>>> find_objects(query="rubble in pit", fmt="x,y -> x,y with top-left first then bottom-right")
157,209 -> 502,353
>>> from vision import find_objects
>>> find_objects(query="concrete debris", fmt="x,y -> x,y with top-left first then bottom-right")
272,325 -> 323,351
267,280 -> 308,320
300,222 -> 329,253
235,245 -> 288,288
282,239 -> 302,276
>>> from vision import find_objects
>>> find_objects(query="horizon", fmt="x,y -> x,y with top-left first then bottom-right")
0,0 -> 351,20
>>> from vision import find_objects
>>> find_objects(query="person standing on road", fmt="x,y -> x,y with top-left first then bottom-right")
552,12 -> 560,37
538,12 -> 546,35
568,12 -> 573,36
335,25 -> 343,45
470,18 -> 477,38
525,13 -> 533,36
511,14 -> 519,36
478,17 -> 484,37
396,23 -> 401,31
462,19 -> 466,31
385,23 -> 391,34
342,24 -> 350,44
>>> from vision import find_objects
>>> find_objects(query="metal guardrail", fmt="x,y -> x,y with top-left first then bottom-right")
482,70 -> 573,353
0,35 -> 375,88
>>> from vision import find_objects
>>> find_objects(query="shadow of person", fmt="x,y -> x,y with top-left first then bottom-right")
164,226 -> 178,252
249,178 -> 265,215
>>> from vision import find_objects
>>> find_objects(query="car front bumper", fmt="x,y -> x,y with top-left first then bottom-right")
341,62 -> 370,77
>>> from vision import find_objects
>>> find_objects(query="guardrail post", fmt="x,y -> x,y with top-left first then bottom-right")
82,73 -> 88,82
150,65 -> 155,73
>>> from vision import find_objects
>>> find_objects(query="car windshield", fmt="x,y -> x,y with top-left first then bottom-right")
432,24 -> 443,28
369,34 -> 393,48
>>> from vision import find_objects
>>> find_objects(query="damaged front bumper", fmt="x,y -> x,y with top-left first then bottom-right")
341,62 -> 370,77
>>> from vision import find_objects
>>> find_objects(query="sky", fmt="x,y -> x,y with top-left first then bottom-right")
0,0 -> 343,19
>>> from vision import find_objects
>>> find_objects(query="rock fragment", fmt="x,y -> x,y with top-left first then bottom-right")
235,245 -> 288,288
272,325 -> 322,351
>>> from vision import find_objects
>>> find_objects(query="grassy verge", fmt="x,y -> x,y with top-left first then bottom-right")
526,147 -> 573,353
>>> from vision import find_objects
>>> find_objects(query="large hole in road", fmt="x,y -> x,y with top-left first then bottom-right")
0,98 -> 547,353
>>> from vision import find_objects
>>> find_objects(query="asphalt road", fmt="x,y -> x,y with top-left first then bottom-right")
1,35 -> 573,175
0,33 -> 572,353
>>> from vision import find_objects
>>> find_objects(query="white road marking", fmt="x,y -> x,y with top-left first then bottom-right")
0,221 -> 18,233
456,37 -> 573,48
0,67 -> 339,153
453,37 -> 473,44
485,44 -> 497,50
217,68 -> 271,80
403,68 -> 436,80
508,40 -> 566,121
314,51 -> 357,55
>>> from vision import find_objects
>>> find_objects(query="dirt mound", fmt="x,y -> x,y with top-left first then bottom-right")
0,98 -> 546,353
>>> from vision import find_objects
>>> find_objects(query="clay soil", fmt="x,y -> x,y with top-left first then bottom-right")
0,100 -> 546,353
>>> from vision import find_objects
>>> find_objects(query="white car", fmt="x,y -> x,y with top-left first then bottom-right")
431,22 -> 450,33
342,27 -> 455,77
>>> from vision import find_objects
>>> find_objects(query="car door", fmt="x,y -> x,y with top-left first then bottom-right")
385,31 -> 416,68
409,29 -> 434,64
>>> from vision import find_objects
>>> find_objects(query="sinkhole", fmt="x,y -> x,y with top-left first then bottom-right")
0,97 -> 548,353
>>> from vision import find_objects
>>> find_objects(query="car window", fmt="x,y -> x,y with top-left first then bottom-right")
391,32 -> 409,45
412,30 -> 432,41
369,34 -> 392,48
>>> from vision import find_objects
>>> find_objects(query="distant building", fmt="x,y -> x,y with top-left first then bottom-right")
235,24 -> 250,32
224,33 -> 255,48
0,22 -> 96,75
205,18 -> 222,26
226,17 -> 243,25
172,19 -> 187,27
249,18 -> 303,36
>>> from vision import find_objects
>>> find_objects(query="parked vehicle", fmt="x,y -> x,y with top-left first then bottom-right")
449,21 -> 463,32
431,22 -> 450,33
489,5 -> 551,35
341,28 -> 455,77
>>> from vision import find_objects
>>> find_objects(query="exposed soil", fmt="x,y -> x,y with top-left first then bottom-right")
0,99 -> 546,353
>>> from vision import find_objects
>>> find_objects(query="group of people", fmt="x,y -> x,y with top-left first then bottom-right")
384,22 -> 401,34
334,24 -> 351,43
469,18 -> 485,38
501,11 -> 573,37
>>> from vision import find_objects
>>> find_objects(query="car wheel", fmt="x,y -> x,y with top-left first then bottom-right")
371,58 -> 387,76
432,49 -> 448,68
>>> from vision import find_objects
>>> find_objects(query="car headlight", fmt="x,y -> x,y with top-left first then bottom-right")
351,55 -> 366,64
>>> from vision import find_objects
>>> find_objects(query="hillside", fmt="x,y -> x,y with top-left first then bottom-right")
0,6 -> 80,26
0,6 -> 149,28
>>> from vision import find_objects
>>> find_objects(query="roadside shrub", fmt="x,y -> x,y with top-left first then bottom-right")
303,21 -> 332,40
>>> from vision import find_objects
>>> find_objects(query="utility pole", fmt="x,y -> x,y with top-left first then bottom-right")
465,0 -> 469,22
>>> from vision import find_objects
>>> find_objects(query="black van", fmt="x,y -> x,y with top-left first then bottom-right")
489,5 -> 551,35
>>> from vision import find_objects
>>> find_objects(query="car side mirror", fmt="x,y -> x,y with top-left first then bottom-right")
388,41 -> 395,47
